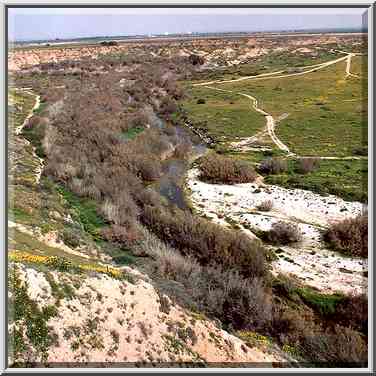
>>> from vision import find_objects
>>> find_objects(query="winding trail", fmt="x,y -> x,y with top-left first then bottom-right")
192,51 -> 365,159
201,85 -> 295,156
194,54 -> 349,87
13,89 -> 44,184
15,91 -> 41,135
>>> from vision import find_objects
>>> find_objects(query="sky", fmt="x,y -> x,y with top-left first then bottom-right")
8,7 -> 369,42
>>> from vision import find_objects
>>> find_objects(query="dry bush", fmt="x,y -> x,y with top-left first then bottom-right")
138,227 -> 271,330
141,204 -> 266,279
256,200 -> 273,212
335,294 -> 368,335
174,141 -> 192,159
208,272 -> 272,331
199,153 -> 257,184
259,157 -> 288,175
24,115 -> 48,129
134,188 -> 163,208
101,224 -> 139,244
301,325 -> 367,366
159,97 -> 178,116
42,124 -> 58,156
48,100 -> 64,119
323,213 -> 368,257
99,192 -> 140,227
133,157 -> 162,181
264,221 -> 302,245
297,157 -> 320,174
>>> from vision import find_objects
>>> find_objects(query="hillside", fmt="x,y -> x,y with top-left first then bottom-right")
8,32 -> 368,368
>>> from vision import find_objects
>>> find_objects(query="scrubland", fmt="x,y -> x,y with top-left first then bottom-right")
8,32 -> 368,367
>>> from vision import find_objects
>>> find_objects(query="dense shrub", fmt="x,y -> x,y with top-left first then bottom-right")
101,224 -> 139,244
297,157 -> 320,174
323,213 -> 368,257
334,294 -> 368,335
138,228 -> 272,331
174,141 -> 192,159
159,97 -> 178,116
263,221 -> 302,245
301,325 -> 367,366
22,116 -> 48,157
141,205 -> 266,279
199,153 -> 257,184
134,157 -> 162,181
259,157 -> 288,175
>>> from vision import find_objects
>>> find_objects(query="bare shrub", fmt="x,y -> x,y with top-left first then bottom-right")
264,221 -> 302,245
100,199 -> 118,223
259,157 -> 288,175
256,200 -> 273,212
297,157 -> 320,174
134,157 -> 162,181
301,325 -> 367,365
42,124 -> 58,156
101,224 -> 139,244
159,97 -> 178,116
206,271 -> 272,330
335,294 -> 368,335
138,227 -> 271,330
174,141 -> 192,159
141,205 -> 266,279
199,153 -> 257,184
134,188 -> 162,208
323,213 -> 368,257
48,100 -> 64,119
99,192 -> 139,227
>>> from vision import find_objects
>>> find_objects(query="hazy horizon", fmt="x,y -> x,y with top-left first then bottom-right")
8,7 -> 368,42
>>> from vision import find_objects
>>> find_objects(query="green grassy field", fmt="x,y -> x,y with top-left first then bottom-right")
181,85 -> 265,143
181,51 -> 367,201
265,158 -> 368,203
350,55 -> 368,77
222,58 -> 367,157
190,49 -> 344,83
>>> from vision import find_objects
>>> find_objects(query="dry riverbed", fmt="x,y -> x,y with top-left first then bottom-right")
187,168 -> 367,296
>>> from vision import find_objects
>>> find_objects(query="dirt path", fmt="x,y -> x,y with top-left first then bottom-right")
194,54 -> 349,87
193,51 -> 364,158
13,89 -> 44,184
200,85 -> 295,155
15,91 -> 41,135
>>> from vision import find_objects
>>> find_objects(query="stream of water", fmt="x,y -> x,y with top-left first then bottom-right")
155,123 -> 207,210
